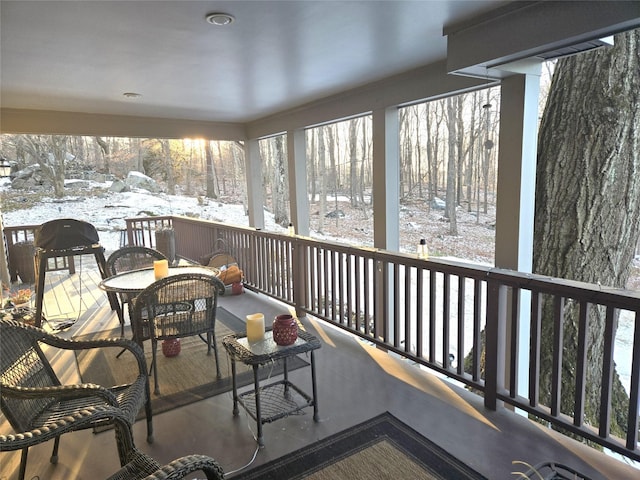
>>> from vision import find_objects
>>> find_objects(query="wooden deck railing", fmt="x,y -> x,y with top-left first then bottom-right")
112,215 -> 640,461
3,224 -> 75,281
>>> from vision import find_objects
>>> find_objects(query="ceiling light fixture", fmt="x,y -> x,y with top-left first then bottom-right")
122,92 -> 142,99
206,12 -> 235,26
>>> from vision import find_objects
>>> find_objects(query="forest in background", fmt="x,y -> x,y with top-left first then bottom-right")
0,79 -> 518,263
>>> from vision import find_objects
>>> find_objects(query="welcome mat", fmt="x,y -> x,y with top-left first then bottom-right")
74,307 -> 308,418
231,412 -> 487,480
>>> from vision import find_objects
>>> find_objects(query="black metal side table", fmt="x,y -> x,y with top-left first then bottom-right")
222,328 -> 321,446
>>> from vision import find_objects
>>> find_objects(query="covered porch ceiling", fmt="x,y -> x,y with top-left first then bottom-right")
2,1 -> 639,139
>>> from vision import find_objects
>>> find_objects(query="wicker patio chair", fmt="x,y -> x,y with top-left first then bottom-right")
131,272 -> 225,394
106,449 -> 224,480
0,319 -> 153,480
1,405 -> 136,480
107,245 -> 167,336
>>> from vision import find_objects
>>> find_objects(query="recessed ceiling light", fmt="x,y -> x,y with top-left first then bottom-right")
206,12 -> 234,26
123,92 -> 142,99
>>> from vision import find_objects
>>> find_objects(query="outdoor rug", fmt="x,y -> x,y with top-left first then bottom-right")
74,307 -> 308,418
231,412 -> 487,480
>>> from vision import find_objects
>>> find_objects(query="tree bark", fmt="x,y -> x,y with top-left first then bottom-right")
534,29 -> 640,438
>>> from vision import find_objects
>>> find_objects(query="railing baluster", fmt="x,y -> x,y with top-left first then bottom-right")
472,279 -> 482,382
574,301 -> 589,427
364,256 -> 371,337
353,254 -> 360,332
443,273 -> 451,369
509,287 -> 520,398
404,266 -> 412,353
529,291 -> 541,408
429,270 -> 436,363
599,305 -> 616,439
393,262 -> 400,348
416,266 -> 424,359
626,309 -> 640,450
456,276 -> 465,375
551,295 -> 565,417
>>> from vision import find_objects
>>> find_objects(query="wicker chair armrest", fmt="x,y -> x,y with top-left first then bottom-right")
1,383 -> 119,406
0,404 -> 133,453
106,451 -> 224,480
144,454 -> 225,480
40,334 -> 149,377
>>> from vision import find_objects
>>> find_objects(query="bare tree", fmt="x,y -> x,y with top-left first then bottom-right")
15,135 -> 67,197
205,141 -> 216,198
94,137 -> 110,173
317,127 -> 327,232
348,118 -> 360,207
445,96 -> 458,235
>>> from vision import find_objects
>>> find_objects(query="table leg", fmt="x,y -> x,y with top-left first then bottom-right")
311,350 -> 319,422
253,365 -> 264,446
95,249 -> 124,322
34,251 -> 47,328
231,359 -> 239,416
283,357 -> 289,395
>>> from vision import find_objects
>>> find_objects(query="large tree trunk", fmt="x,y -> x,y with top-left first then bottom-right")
534,29 -> 640,438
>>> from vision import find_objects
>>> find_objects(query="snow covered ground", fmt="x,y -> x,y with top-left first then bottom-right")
1,178 -> 283,254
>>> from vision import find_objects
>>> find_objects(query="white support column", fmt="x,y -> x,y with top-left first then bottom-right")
495,71 -> 541,401
495,72 -> 540,272
372,107 -> 400,252
287,129 -> 309,237
371,107 -> 400,342
244,139 -> 264,229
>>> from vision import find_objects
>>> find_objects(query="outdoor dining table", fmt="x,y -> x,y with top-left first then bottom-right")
98,265 -> 220,295
99,265 -> 221,352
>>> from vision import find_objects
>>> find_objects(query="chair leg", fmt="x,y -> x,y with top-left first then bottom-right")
19,447 -> 28,480
212,333 -> 221,378
145,391 -> 154,444
50,435 -> 60,464
112,416 -> 136,467
151,340 -> 160,395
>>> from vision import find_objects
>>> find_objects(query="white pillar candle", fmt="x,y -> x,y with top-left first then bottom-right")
246,313 -> 265,343
154,259 -> 169,280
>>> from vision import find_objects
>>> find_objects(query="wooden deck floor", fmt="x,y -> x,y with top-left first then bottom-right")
2,262 -> 639,479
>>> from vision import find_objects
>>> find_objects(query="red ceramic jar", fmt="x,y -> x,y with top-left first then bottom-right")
272,314 -> 298,346
231,281 -> 244,295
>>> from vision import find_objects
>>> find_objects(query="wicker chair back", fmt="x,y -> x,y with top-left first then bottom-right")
0,320 -> 60,431
132,272 -> 225,394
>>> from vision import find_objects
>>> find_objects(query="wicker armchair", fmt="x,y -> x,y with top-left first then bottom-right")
107,449 -> 224,480
107,246 -> 167,336
0,319 -> 153,480
132,272 -> 225,394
